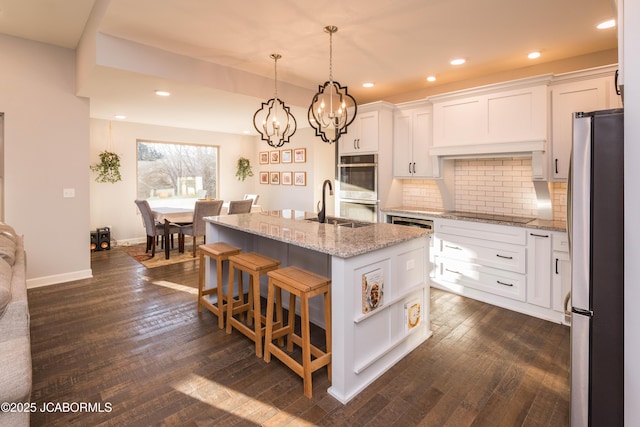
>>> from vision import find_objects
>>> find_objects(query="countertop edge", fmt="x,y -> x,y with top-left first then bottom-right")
381,207 -> 567,232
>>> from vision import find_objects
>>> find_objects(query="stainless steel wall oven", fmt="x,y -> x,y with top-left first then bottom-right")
338,154 -> 378,222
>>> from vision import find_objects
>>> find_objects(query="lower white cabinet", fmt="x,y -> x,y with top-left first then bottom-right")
526,230 -> 552,308
431,217 -> 568,323
552,232 -> 571,324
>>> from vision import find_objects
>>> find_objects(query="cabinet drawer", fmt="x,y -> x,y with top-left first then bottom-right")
436,219 -> 526,245
435,256 -> 526,302
437,233 -> 526,274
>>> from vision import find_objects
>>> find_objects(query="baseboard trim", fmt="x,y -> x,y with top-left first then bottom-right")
27,269 -> 93,289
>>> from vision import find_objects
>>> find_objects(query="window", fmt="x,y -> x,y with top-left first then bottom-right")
137,140 -> 218,208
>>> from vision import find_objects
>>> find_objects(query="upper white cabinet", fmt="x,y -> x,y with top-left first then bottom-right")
340,102 -> 393,155
430,75 -> 550,157
549,65 -> 620,180
393,101 -> 433,178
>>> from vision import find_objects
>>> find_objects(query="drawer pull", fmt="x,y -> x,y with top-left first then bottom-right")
529,232 -> 550,238
497,280 -> 514,287
555,258 -> 559,274
445,268 -> 461,275
496,254 -> 513,259
445,244 -> 462,250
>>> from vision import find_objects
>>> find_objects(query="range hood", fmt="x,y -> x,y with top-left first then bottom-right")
430,142 -> 553,220
431,139 -> 547,180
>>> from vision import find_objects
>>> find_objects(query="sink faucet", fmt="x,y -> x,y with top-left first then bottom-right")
318,179 -> 334,223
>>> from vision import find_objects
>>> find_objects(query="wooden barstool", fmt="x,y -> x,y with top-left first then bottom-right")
226,252 -> 281,357
263,266 -> 332,398
197,242 -> 242,329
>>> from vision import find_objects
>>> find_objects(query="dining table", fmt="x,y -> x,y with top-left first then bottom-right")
152,203 -> 263,259
152,207 -> 194,259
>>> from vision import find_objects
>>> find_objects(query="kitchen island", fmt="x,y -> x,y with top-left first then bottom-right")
204,210 -> 432,404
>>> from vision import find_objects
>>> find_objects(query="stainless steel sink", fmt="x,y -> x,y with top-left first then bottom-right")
306,216 -> 372,228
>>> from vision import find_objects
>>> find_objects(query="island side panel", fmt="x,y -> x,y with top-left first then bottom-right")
328,235 -> 432,404
205,221 -> 332,326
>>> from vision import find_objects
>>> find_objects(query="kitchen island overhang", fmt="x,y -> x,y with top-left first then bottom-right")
204,210 -> 432,404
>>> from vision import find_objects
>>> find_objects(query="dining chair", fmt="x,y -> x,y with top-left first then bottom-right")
227,199 -> 254,215
134,199 -> 182,257
243,194 -> 260,205
179,199 -> 224,257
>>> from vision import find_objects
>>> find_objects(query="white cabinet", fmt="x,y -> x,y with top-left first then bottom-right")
393,101 -> 433,178
549,71 -> 614,180
433,219 -> 527,302
526,230 -> 552,308
340,108 -> 379,154
430,76 -> 550,157
427,216 -> 569,324
552,232 -> 571,324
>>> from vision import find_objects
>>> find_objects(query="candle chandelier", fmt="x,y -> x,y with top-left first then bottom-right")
308,26 -> 357,144
253,53 -> 297,148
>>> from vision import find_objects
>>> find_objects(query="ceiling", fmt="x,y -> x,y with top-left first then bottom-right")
0,0 -> 618,134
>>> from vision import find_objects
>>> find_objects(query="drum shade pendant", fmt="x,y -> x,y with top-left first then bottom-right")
308,26 -> 357,144
253,53 -> 297,148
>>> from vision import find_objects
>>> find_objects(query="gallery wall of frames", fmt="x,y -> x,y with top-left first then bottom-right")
258,148 -> 307,186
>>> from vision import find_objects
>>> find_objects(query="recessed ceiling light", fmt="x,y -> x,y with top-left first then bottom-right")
362,82 -> 374,88
155,90 -> 171,96
114,115 -> 127,120
426,76 -> 436,82
450,58 -> 466,66
528,51 -> 541,59
596,19 -> 616,29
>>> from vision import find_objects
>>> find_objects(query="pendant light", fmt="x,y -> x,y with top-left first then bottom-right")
308,26 -> 357,144
253,53 -> 297,148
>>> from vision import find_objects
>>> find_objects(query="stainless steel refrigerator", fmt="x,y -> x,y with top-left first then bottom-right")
569,108 -> 624,426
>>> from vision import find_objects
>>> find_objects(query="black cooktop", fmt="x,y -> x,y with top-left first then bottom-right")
445,211 -> 535,224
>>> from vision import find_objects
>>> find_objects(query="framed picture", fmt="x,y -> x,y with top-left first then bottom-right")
270,150 -> 280,164
294,171 -> 306,186
259,152 -> 269,164
281,171 -> 292,185
294,148 -> 306,163
259,171 -> 269,184
281,149 -> 292,163
270,171 -> 280,185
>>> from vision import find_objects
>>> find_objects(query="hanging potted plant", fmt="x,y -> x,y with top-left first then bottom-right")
90,150 -> 122,183
235,156 -> 254,181
90,122 -> 122,183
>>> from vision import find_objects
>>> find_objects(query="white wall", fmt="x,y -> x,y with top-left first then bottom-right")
90,120 -> 335,244
90,119 -> 255,243
0,34 -> 91,286
624,0 -> 639,424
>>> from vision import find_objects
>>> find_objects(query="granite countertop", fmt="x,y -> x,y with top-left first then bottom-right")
382,206 -> 567,232
205,210 -> 431,258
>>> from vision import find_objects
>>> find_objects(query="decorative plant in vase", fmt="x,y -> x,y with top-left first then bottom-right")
90,150 -> 122,183
235,156 -> 254,181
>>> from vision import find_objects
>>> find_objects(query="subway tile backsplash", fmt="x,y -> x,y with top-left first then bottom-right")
401,157 -> 568,221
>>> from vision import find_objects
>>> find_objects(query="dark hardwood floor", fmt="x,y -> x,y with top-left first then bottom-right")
27,247 -> 570,426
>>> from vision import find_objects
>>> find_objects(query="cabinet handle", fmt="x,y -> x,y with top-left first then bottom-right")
412,162 -> 416,174
555,258 -> 559,274
445,268 -> 461,275
409,163 -> 412,174
496,254 -> 513,259
555,158 -> 559,174
357,138 -> 360,149
530,233 -> 550,238
497,280 -> 514,287
353,139 -> 357,150
615,69 -> 621,96
445,244 -> 462,250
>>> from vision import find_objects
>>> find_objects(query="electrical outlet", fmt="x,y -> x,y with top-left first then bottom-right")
406,259 -> 415,271
63,188 -> 75,198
